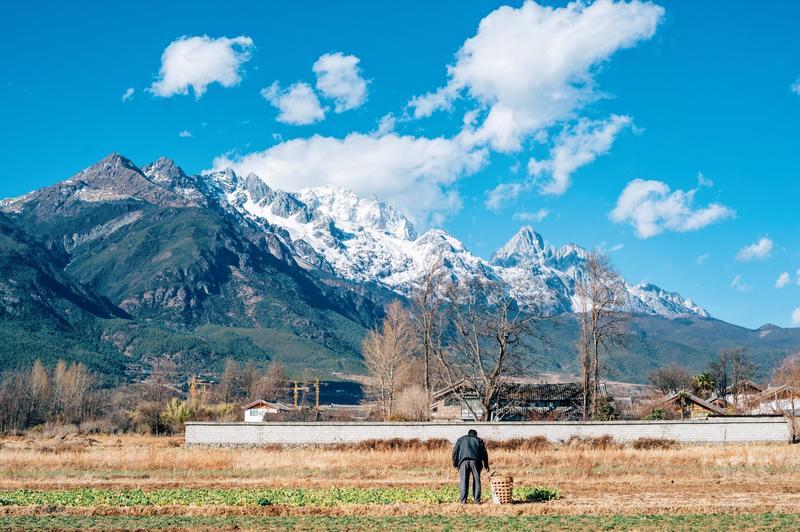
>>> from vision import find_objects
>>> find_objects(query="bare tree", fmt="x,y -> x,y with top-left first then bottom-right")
709,348 -> 755,412
436,279 -> 541,421
362,301 -> 417,420
574,252 -> 628,419
28,359 -> 51,425
410,259 -> 447,414
772,356 -> 800,441
53,361 -> 95,424
250,361 -> 287,401
148,359 -> 178,403
648,364 -> 692,394
219,358 -> 243,404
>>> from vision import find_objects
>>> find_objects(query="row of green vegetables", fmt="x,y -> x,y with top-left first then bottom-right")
0,486 -> 560,507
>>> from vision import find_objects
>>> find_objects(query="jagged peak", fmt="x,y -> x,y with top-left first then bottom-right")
142,157 -> 188,184
299,185 -> 416,240
69,153 -> 147,186
491,225 -> 548,267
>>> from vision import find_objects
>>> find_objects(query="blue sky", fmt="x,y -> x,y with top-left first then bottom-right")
1,1 -> 799,329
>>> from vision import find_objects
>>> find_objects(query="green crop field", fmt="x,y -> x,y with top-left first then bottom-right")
1,513 -> 799,531
0,486 -> 560,507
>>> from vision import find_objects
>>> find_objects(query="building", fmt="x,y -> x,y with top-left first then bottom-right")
430,380 -> 585,421
748,385 -> 800,416
242,400 -> 294,422
652,391 -> 726,419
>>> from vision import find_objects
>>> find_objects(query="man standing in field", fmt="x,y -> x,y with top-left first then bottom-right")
452,429 -> 490,504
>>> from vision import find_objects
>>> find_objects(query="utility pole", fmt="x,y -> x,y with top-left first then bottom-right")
293,381 -> 299,408
315,378 -> 320,409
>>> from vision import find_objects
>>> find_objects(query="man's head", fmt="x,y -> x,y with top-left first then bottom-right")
468,429 -> 477,437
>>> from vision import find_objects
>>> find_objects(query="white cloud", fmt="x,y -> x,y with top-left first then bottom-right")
121,88 -> 134,102
211,133 -> 487,227
485,182 -> 530,211
512,209 -> 550,223
261,82 -> 326,125
731,274 -> 751,292
529,114 -> 632,195
792,308 -> 800,326
610,178 -> 735,238
609,243 -> 624,252
178,130 -> 193,138
409,0 -> 663,151
149,35 -> 253,98
736,237 -> 773,262
374,114 -> 396,136
313,52 -> 368,112
696,253 -> 710,265
776,272 -> 791,288
791,78 -> 800,95
697,172 -> 714,188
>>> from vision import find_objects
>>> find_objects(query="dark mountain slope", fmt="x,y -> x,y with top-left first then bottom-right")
0,154 -> 378,378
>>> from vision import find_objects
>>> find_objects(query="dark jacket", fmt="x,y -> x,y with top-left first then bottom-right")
452,434 -> 489,469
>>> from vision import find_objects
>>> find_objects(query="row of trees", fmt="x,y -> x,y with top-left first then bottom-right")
648,348 -> 756,399
0,357 -> 293,434
362,252 -> 630,421
0,360 -> 96,432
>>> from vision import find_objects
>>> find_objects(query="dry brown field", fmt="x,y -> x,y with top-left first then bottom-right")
1,434 -> 800,529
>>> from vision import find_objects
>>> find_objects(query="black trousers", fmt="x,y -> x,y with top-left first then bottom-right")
458,459 -> 482,503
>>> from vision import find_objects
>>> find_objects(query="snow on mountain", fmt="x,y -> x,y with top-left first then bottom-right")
198,167 -> 709,319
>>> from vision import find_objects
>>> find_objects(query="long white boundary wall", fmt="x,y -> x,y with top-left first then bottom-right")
186,417 -> 792,446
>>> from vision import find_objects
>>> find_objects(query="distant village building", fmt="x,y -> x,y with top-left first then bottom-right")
652,391 -> 726,419
430,380 -> 585,421
748,385 -> 800,416
242,400 -> 294,422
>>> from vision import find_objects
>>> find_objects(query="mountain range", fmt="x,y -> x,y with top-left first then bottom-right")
0,153 -> 797,383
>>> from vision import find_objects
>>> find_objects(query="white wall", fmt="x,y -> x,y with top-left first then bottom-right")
185,417 -> 792,446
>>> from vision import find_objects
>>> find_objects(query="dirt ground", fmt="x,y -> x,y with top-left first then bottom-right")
1,434 -> 799,517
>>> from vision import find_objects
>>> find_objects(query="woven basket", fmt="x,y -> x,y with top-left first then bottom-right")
490,474 -> 514,505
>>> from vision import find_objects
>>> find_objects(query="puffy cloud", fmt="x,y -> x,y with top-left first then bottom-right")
121,88 -> 134,102
530,115 -> 632,195
776,272 -> 791,288
178,130 -> 193,138
313,52 -> 368,112
610,178 -> 735,238
736,237 -> 773,262
410,0 -> 663,151
261,82 -> 326,125
484,182 -> 530,211
149,35 -> 253,98
793,308 -> 800,326
731,274 -> 751,292
791,78 -> 800,95
211,133 -> 487,227
513,209 -> 549,223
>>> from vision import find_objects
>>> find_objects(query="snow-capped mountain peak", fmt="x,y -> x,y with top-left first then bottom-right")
197,167 -> 708,319
491,225 -> 548,267
299,185 -> 417,240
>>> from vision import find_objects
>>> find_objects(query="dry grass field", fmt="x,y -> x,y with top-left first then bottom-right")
1,434 -> 800,529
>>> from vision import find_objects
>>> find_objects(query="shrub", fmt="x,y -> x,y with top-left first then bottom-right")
643,408 -> 666,420
630,437 -> 679,450
565,434 -> 617,450
523,486 -> 561,502
594,397 -> 617,421
489,436 -> 551,452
